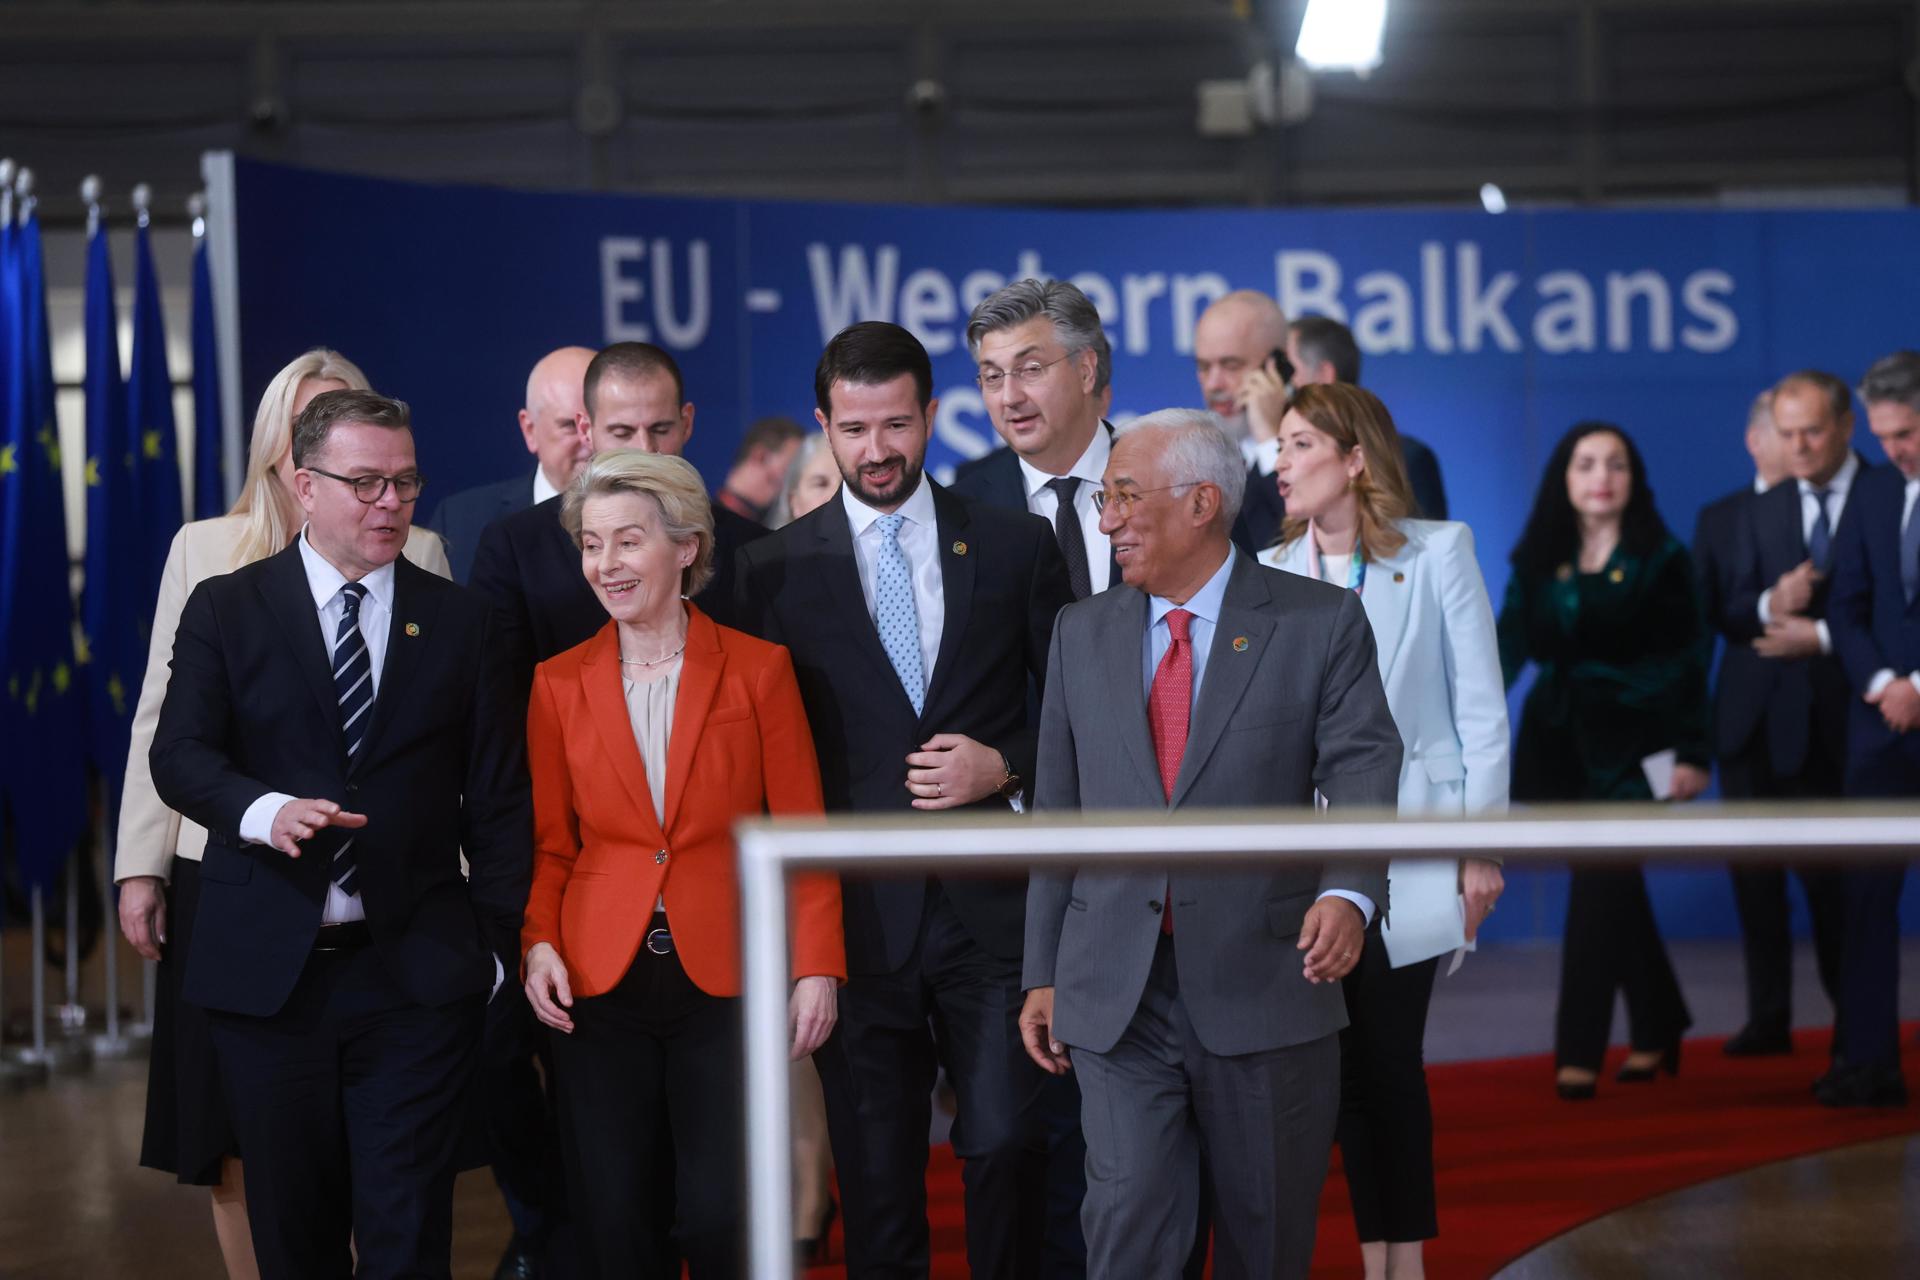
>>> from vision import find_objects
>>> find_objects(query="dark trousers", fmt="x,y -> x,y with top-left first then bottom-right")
1719,742 -> 1848,1041
1838,726 -> 1920,1072
815,884 -> 1049,1279
548,930 -> 744,1280
1337,935 -> 1440,1244
208,945 -> 484,1280
1555,865 -> 1692,1070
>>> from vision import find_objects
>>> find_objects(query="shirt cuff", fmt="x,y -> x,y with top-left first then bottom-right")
1816,620 -> 1832,656
1867,669 -> 1898,698
1910,673 -> 1920,697
491,955 -> 505,1002
1756,589 -> 1774,628
239,792 -> 296,846
1006,791 -> 1026,815
1318,889 -> 1375,928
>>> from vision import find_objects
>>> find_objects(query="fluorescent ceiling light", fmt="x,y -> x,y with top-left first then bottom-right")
1296,0 -> 1388,75
1480,183 -> 1508,214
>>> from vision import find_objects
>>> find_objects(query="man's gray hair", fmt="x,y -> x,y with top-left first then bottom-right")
1115,408 -> 1245,529
965,278 -> 1112,393
1857,350 -> 1920,412
1746,389 -> 1774,430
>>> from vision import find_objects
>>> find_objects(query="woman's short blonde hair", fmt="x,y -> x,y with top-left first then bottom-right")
1276,383 -> 1414,560
561,450 -> 716,597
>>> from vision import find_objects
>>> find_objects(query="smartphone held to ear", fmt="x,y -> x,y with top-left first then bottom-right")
1268,347 -> 1296,387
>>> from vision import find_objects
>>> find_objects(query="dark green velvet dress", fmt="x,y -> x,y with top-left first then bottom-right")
1497,533 -> 1710,1070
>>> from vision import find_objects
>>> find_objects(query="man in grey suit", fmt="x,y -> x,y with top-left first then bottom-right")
1019,409 -> 1401,1279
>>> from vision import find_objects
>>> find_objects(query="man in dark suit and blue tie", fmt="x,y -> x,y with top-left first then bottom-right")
735,322 -> 1074,1279
1822,350 -> 1920,1108
1714,373 -> 1861,1057
430,345 -> 594,584
151,390 -> 530,1279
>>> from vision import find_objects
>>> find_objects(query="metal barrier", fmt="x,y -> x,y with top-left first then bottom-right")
735,802 -> 1919,1280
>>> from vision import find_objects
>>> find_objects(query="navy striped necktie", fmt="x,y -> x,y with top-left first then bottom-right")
330,582 -> 372,895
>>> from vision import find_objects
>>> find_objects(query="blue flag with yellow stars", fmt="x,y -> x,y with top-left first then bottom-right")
1,202 -> 90,891
128,214 -> 185,628
81,212 -> 140,794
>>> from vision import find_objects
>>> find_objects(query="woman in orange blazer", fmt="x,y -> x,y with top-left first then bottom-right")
522,450 -> 844,1280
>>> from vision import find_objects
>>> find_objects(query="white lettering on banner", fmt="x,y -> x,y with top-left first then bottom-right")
601,237 -> 711,348
769,239 -> 1743,361
934,387 -> 995,464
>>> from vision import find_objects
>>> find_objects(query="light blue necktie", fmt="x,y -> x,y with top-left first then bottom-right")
873,513 -> 925,716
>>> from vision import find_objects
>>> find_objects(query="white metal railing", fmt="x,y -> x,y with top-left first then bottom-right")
735,802 -> 1918,1279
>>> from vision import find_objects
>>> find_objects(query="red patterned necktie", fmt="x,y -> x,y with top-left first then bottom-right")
1148,608 -> 1194,934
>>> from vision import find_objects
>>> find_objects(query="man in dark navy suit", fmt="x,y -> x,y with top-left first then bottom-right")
431,346 -> 594,584
1711,378 -> 1857,1056
1822,350 -> 1920,1108
735,322 -> 1073,1279
152,390 -> 530,1280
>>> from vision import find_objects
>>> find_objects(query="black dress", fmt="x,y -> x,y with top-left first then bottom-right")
1498,534 -> 1710,1069
139,855 -> 238,1185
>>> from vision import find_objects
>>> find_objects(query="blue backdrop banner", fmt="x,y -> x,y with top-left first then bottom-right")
229,156 -> 1920,942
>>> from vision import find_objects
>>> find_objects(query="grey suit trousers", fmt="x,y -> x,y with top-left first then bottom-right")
1074,933 -> 1339,1280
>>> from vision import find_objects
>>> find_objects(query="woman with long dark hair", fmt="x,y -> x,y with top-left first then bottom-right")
1500,422 -> 1710,1100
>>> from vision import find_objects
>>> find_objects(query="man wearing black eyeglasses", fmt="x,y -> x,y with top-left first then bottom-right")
151,388 -> 530,1280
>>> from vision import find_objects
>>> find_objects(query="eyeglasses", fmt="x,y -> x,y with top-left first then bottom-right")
1090,482 -> 1202,515
306,466 -> 426,504
976,353 -> 1075,392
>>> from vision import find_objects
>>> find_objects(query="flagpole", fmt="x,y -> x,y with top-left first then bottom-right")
0,154 -> 31,1091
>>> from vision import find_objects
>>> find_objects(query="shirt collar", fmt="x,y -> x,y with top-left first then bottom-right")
1801,451 -> 1860,498
298,527 -> 396,615
1752,475 -> 1770,495
1016,423 -> 1111,501
532,466 -> 561,506
1149,546 -> 1236,631
840,472 -> 936,538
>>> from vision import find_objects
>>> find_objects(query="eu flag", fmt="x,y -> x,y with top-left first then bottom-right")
1,202 -> 91,891
190,218 -> 225,519
81,212 -> 140,794
127,214 -> 184,626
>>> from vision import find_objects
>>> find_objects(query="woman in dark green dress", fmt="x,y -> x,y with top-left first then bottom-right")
1499,422 -> 1712,1099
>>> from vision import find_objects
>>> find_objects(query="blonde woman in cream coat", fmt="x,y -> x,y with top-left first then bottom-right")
114,349 -> 448,1279
1258,382 -> 1507,1280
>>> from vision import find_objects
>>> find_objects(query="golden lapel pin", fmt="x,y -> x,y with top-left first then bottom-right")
1608,567 -> 1625,584
1232,636 -> 1249,652
404,622 -> 421,637
952,541 -> 968,556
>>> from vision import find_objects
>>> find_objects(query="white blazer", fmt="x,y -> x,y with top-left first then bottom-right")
1260,518 -> 1510,966
114,514 -> 451,882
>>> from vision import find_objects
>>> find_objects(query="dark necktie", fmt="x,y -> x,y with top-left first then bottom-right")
1046,477 -> 1093,601
331,582 -> 372,896
1148,608 -> 1194,934
1807,487 -> 1833,574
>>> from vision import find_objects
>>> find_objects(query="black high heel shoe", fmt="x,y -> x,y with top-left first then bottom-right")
1617,1040 -> 1682,1083
1556,1067 -> 1599,1101
796,1196 -> 838,1270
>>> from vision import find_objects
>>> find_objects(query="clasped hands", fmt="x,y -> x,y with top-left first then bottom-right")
1753,561 -> 1823,660
906,733 -> 1005,810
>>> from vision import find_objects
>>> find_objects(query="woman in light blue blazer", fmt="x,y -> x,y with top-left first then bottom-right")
1257,382 -> 1508,1280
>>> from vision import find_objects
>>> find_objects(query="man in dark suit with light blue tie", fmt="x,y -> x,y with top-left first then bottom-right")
430,345 -> 594,584
735,322 -> 1074,1279
1822,350 -> 1920,1108
1020,409 -> 1400,1279
152,390 -> 530,1279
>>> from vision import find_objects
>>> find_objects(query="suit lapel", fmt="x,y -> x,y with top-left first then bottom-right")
923,484 -> 974,718
662,608 -> 723,831
257,542 -> 346,757
1361,540 -> 1416,681
1759,482 -> 1805,567
1101,587 -> 1166,800
579,626 -> 671,846
1171,555 -> 1274,807
808,501 -> 915,716
348,559 -> 440,776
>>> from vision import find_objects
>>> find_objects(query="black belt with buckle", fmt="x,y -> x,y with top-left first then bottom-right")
644,914 -> 672,956
313,921 -> 372,952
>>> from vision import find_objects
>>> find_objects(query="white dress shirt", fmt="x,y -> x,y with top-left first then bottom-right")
239,530 -> 395,924
1016,426 -> 1112,596
532,465 -> 561,506
1142,547 -> 1374,925
1243,436 -> 1282,477
841,477 -> 944,692
1865,476 -> 1920,698
1758,452 -> 1860,654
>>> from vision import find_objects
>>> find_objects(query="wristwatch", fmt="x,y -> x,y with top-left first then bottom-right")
994,751 -> 1023,799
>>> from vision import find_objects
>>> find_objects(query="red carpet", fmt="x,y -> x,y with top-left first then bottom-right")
805,1024 -> 1920,1277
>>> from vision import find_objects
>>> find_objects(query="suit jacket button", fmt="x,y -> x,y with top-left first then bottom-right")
1148,899 -> 1163,913
346,783 -> 359,794
655,850 -> 668,865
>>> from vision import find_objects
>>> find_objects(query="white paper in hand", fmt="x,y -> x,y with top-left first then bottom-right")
1641,748 -> 1678,800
